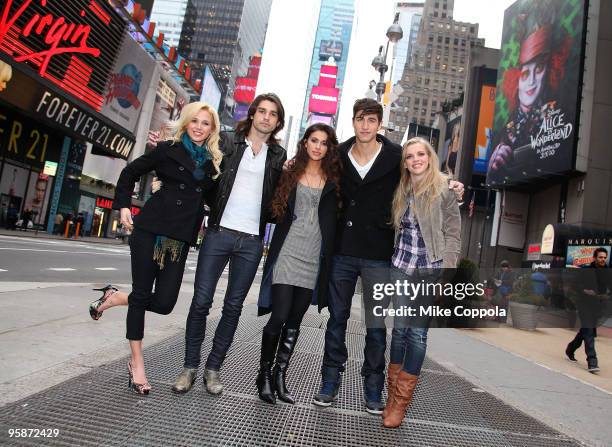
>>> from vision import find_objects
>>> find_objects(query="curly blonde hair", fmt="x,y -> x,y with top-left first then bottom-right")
167,102 -> 222,178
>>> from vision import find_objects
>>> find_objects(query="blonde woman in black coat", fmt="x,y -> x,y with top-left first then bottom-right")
88,102 -> 223,394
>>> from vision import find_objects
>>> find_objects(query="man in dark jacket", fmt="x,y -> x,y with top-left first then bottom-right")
313,98 -> 463,413
172,93 -> 287,394
565,247 -> 610,373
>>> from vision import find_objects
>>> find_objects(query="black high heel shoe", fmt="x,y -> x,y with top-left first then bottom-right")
127,361 -> 151,395
89,285 -> 118,321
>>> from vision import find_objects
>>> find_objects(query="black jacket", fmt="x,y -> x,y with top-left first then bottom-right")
258,180 -> 339,315
335,134 -> 402,260
113,140 -> 218,244
207,131 -> 287,238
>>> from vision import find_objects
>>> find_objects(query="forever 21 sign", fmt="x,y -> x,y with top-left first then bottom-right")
36,90 -> 133,159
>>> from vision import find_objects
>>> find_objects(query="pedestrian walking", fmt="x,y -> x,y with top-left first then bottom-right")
255,123 -> 342,404
171,93 -> 287,395
87,101 -> 223,395
382,137 -> 461,428
565,247 -> 610,373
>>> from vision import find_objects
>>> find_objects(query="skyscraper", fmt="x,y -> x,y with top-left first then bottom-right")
388,0 -> 483,144
300,0 -> 355,134
178,0 -> 272,123
390,2 -> 425,86
149,0 -> 191,48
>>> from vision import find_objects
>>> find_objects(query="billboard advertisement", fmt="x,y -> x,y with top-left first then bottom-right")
486,0 -> 587,187
473,85 -> 496,174
318,65 -> 338,88
234,77 -> 257,104
319,40 -> 343,62
566,246 -> 611,268
247,56 -> 262,79
101,35 -> 156,134
0,0 -> 126,112
440,117 -> 461,175
309,114 -> 334,126
308,86 -> 339,115
201,66 -> 221,111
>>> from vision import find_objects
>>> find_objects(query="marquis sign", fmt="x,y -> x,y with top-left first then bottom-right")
0,0 -> 126,112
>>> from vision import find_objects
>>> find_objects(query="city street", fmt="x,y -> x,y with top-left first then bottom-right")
0,235 -> 611,446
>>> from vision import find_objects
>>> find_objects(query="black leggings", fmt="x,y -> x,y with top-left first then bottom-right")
263,284 -> 313,335
126,228 -> 189,340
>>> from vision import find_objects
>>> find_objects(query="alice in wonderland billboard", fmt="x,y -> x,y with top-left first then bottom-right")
486,0 -> 587,187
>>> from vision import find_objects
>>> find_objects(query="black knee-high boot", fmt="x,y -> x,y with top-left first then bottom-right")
257,330 -> 280,404
273,328 -> 299,404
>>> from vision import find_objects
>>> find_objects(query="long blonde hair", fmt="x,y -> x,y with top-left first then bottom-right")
391,137 -> 448,230
168,101 -> 222,179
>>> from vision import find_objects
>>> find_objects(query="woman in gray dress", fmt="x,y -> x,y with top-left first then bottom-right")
256,123 -> 342,404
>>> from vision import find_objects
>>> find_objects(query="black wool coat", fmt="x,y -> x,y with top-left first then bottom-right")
113,140 -> 219,245
258,180 -> 339,315
334,134 -> 402,260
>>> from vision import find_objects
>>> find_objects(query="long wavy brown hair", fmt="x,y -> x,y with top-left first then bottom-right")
271,123 -> 342,220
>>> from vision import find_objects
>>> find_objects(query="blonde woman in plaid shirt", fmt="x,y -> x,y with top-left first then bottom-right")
382,137 -> 461,428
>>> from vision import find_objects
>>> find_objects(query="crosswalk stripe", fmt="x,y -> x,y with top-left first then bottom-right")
95,267 -> 117,271
0,268 -> 7,272
47,268 -> 76,271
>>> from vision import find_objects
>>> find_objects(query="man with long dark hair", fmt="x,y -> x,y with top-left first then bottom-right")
172,93 -> 287,394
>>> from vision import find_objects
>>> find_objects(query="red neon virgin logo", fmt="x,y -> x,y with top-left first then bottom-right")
0,0 -> 101,77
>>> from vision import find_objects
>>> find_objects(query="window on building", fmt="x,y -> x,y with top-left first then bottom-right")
442,13 -> 446,18
433,11 -> 438,17
423,98 -> 429,106
470,26 -> 475,34
445,37 -> 450,44
438,36 -> 442,43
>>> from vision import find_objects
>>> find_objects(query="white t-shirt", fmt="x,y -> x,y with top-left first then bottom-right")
220,140 -> 268,235
348,143 -> 382,179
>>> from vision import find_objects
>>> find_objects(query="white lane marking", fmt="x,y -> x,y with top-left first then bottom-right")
187,266 -> 196,270
0,247 -> 128,256
95,267 -> 118,271
47,268 -> 76,271
0,269 -> 7,272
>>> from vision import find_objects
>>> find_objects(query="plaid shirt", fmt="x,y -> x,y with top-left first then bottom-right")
392,199 -> 442,273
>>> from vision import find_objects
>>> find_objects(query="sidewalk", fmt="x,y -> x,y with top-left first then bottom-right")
0,228 -> 124,245
0,281 -> 604,446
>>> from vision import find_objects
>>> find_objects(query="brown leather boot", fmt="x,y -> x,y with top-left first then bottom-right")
382,364 -> 402,419
382,370 -> 418,428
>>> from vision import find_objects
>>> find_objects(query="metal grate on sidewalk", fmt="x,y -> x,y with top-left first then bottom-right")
0,309 -> 581,446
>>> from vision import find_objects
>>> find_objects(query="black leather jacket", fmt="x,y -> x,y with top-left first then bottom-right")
207,131 -> 286,238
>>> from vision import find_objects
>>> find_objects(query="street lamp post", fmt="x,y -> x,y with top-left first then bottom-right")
371,14 -> 403,103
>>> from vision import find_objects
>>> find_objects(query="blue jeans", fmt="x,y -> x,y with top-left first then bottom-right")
568,328 -> 598,366
184,227 -> 263,370
321,255 -> 389,396
388,266 -> 435,376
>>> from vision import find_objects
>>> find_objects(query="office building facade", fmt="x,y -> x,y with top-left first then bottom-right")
388,0 -> 483,144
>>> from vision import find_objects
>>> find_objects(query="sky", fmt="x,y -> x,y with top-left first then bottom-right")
258,0 -> 517,146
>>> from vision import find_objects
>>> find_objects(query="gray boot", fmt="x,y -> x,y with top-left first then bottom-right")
204,368 -> 223,395
172,367 -> 198,394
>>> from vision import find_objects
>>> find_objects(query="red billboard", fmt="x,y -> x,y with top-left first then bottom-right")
0,0 -> 126,112
308,86 -> 339,115
234,76 -> 257,104
318,64 -> 338,88
247,56 -> 261,79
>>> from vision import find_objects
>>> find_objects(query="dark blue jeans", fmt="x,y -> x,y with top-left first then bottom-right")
321,255 -> 389,396
184,227 -> 263,370
388,266 -> 435,376
568,328 -> 598,366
